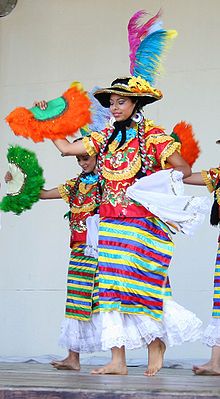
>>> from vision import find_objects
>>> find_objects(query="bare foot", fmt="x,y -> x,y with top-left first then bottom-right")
91,362 -> 128,375
51,352 -> 80,371
144,338 -> 166,377
193,362 -> 220,376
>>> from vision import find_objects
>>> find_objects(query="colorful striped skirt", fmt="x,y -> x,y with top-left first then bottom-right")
65,243 -> 98,321
98,217 -> 174,321
203,235 -> 220,347
212,235 -> 220,318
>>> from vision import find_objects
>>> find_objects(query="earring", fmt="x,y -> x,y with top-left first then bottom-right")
109,116 -> 116,128
132,112 -> 143,124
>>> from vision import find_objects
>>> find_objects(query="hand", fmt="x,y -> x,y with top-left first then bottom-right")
33,100 -> 48,110
5,171 -> 13,183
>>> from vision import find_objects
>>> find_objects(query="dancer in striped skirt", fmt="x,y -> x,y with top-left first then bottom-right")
5,150 -> 101,370
184,158 -> 220,375
52,76 -> 203,376
46,153 -> 101,370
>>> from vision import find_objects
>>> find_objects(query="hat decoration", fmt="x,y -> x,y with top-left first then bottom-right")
94,10 -> 177,107
5,82 -> 91,142
0,145 -> 45,214
128,10 -> 177,85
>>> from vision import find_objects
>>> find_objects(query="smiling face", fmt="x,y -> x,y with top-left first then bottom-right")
76,154 -> 97,174
109,94 -> 137,122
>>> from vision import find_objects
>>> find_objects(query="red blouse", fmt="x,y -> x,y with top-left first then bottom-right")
58,178 -> 98,247
83,119 -> 180,218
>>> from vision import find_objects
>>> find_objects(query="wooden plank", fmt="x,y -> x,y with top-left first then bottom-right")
0,363 -> 219,399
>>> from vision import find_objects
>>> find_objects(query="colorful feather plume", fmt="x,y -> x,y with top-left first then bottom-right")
128,10 -> 177,84
171,121 -> 200,167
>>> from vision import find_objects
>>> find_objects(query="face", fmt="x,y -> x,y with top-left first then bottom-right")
76,154 -> 96,173
109,94 -> 136,122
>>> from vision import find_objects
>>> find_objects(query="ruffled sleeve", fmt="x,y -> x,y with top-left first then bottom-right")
201,168 -> 220,194
58,178 -> 76,204
145,127 -> 181,169
82,130 -> 106,156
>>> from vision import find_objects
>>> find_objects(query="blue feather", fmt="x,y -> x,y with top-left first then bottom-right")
80,86 -> 111,136
133,30 -> 176,84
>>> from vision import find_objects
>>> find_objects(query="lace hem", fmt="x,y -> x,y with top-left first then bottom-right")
163,300 -> 202,346
202,318 -> 220,347
58,314 -> 102,353
100,299 -> 202,350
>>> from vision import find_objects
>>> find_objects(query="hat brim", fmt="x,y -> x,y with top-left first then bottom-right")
94,88 -> 162,108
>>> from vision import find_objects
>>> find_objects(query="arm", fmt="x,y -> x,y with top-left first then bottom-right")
53,138 -> 87,156
5,171 -> 61,199
167,151 -> 191,178
40,188 -> 61,200
183,172 -> 205,186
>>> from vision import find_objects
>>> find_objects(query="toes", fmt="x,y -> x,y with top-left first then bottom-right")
91,368 -> 102,374
144,369 -> 156,377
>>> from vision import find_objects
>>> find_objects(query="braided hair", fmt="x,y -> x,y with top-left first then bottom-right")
210,180 -> 220,226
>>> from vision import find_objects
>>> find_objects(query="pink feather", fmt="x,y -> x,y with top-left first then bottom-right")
128,10 -> 161,74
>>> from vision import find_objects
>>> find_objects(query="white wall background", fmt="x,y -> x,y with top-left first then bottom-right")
0,0 -> 219,363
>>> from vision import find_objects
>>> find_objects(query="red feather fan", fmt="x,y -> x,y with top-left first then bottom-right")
171,121 -> 200,167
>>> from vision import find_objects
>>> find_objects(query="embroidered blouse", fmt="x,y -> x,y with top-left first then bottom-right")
83,119 -> 180,218
201,167 -> 220,205
58,178 -> 98,246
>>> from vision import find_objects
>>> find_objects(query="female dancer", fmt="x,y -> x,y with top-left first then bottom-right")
184,153 -> 220,376
5,148 -> 101,370
49,76 -> 202,376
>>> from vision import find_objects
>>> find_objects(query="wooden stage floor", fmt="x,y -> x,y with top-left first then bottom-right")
0,362 -> 219,399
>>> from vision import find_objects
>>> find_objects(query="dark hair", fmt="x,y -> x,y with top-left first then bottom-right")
111,77 -> 129,86
210,181 -> 220,226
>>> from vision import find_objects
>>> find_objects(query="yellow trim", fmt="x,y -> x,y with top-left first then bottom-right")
82,136 -> 97,156
160,141 -> 181,169
216,187 -> 220,205
145,119 -> 156,131
70,202 -> 97,214
201,170 -> 214,193
58,184 -> 70,203
91,131 -> 105,143
102,152 -> 141,181
145,133 -> 173,151
78,182 -> 97,194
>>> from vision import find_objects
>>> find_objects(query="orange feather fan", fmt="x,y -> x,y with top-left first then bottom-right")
5,84 -> 91,143
171,121 -> 200,167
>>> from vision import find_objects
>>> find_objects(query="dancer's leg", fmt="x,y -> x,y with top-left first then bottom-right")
144,338 -> 166,376
193,346 -> 220,375
51,350 -> 80,370
91,346 -> 128,375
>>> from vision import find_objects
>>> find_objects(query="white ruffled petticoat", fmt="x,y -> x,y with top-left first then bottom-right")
58,314 -> 102,353
59,299 -> 202,352
202,318 -> 220,347
100,299 -> 202,350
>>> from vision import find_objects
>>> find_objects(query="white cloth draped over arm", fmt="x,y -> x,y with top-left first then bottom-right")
126,169 -> 211,235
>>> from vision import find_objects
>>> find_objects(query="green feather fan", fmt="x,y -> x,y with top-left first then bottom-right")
0,145 -> 45,215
